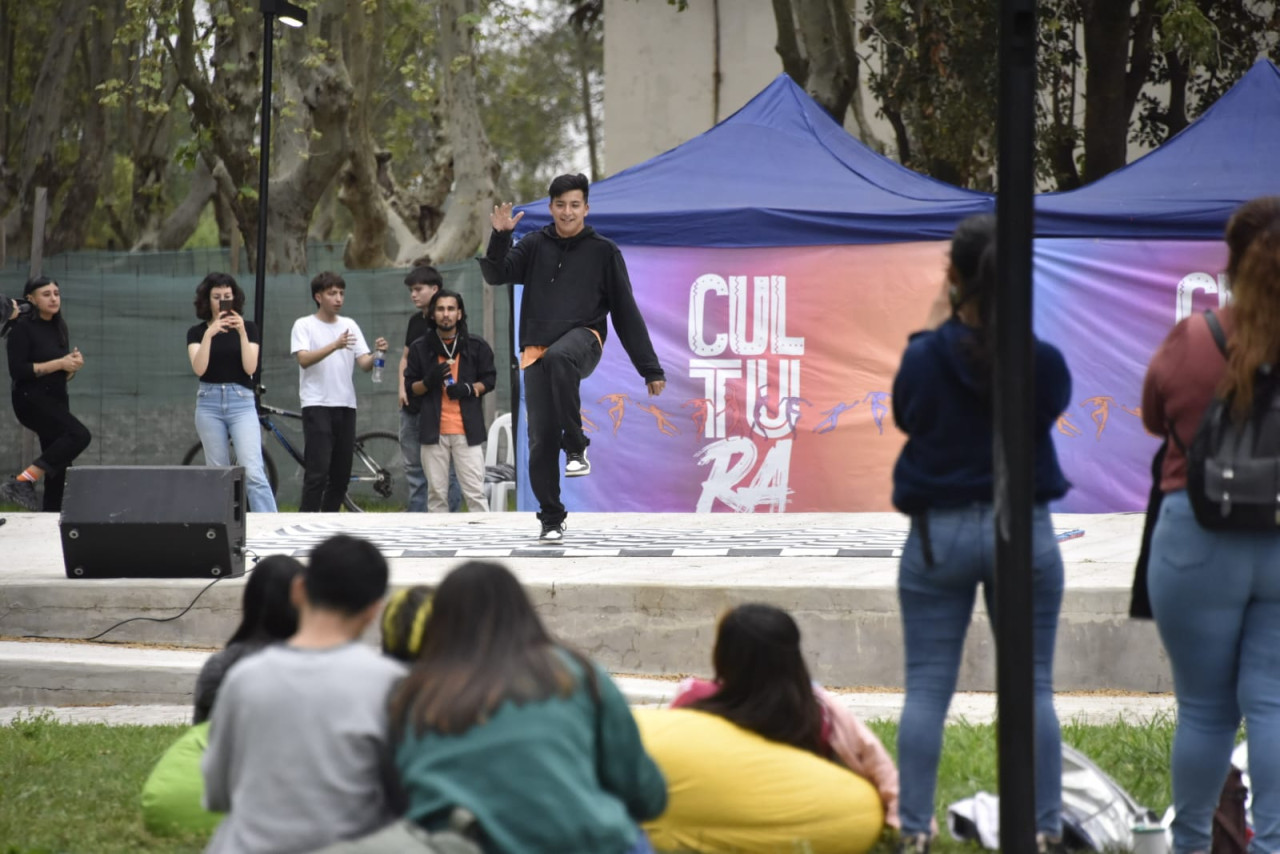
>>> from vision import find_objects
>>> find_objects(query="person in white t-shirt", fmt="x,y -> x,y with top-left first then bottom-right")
290,272 -> 388,512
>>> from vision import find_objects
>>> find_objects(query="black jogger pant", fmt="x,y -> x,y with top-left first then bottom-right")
523,328 -> 601,527
11,387 -> 92,511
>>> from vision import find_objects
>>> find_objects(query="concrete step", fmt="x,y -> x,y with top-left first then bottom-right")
0,640 -> 1176,726
0,640 -> 680,709
0,511 -> 1170,692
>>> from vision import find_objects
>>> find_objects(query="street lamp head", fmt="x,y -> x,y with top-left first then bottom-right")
260,0 -> 308,28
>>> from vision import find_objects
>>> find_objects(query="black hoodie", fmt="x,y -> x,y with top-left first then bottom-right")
890,318 -> 1071,514
479,224 -> 665,382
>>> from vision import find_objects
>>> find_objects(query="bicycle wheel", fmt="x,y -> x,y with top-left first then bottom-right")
344,431 -> 405,512
182,441 -> 280,496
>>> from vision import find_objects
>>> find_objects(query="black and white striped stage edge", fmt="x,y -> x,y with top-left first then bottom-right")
249,522 -> 1085,559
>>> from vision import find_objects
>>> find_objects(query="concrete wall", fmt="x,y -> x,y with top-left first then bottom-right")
604,0 -> 782,174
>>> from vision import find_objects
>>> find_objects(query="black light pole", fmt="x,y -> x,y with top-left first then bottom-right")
993,0 -> 1039,851
253,0 -> 308,394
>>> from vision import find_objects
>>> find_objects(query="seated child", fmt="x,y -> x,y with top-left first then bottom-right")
379,585 -> 433,664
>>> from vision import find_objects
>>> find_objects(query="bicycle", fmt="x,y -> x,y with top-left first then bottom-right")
181,401 -> 404,512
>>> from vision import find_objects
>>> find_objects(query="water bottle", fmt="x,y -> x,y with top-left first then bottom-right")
371,348 -> 386,383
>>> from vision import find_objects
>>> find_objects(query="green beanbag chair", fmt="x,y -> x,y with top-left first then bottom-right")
140,721 -> 224,836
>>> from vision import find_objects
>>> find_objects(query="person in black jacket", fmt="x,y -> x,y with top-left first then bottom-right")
1,277 -> 91,511
403,290 -> 496,513
480,173 -> 666,541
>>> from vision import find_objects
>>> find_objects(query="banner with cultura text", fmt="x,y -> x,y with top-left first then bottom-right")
515,242 -> 947,514
512,239 -> 1230,514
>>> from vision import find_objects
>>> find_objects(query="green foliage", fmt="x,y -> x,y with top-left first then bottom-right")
476,0 -> 603,201
0,712 -> 1180,853
861,0 -> 1276,190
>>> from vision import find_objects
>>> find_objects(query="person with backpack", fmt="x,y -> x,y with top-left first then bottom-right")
1141,195 -> 1280,854
890,214 -> 1072,854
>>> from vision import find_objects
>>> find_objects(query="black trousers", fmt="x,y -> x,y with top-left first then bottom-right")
301,406 -> 356,512
523,328 -> 601,526
11,387 -> 92,511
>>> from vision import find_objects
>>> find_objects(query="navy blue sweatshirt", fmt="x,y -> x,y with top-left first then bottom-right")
891,318 -> 1071,514
478,225 -> 665,382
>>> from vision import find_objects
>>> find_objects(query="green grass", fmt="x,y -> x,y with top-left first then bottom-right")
0,715 -> 206,854
0,712 -> 1179,854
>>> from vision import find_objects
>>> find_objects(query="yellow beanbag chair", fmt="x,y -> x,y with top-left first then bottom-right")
140,722 -> 224,836
633,707 -> 884,854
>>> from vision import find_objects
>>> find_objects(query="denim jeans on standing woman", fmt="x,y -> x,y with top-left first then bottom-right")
194,383 -> 276,512
896,502 -> 1064,839
1150,489 -> 1280,854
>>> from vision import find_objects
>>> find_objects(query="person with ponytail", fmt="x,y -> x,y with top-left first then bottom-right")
1,277 -> 91,511
1142,196 -> 1280,854
889,214 -> 1072,854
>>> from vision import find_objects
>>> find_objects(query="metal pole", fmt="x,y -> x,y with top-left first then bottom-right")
994,1 -> 1039,851
253,14 -> 274,394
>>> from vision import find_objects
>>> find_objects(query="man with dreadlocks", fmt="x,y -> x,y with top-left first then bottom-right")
403,289 -> 497,513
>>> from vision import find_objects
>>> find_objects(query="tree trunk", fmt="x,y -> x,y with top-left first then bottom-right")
1082,0 -> 1132,182
420,0 -> 498,266
575,22 -> 600,180
770,0 -> 856,122
1163,50 -> 1190,139
338,0 -> 392,269
133,157 -> 218,251
49,0 -> 122,253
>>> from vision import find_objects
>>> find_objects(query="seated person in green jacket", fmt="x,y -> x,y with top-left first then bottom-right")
388,561 -> 667,854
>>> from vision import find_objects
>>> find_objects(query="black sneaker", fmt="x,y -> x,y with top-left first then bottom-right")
564,449 -> 590,478
0,478 -> 38,511
539,522 -> 565,542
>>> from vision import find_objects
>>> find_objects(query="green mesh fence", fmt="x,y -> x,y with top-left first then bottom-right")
0,245 -> 513,508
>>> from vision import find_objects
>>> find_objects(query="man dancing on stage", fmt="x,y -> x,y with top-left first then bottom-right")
480,173 -> 665,541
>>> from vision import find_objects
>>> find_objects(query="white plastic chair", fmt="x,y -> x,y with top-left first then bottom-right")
483,412 -> 515,512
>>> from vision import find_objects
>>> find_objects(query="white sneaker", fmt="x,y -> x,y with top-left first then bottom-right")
539,522 -> 565,541
564,449 -> 590,477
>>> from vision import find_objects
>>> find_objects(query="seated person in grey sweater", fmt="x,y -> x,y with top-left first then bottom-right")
192,555 -> 303,724
202,535 -> 407,854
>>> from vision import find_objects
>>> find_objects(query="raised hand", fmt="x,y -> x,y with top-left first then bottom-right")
490,202 -> 525,232
333,330 -> 352,352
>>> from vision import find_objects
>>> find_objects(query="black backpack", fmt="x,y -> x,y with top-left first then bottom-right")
1179,309 -> 1280,531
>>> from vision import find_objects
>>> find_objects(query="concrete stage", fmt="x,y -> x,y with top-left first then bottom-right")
0,510 -> 1169,709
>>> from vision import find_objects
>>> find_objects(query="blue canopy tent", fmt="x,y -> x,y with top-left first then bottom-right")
513,73 -> 993,245
496,74 -> 993,515
1036,59 -> 1280,239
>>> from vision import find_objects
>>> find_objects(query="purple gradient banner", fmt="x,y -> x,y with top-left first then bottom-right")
509,240 -> 1229,514
1034,239 -> 1226,511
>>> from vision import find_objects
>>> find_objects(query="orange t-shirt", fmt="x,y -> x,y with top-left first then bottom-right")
520,328 -> 603,369
438,353 -> 464,435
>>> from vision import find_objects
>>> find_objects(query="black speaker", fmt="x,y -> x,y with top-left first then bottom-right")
59,466 -> 247,579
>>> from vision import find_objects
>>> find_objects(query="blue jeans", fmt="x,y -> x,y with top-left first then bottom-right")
1150,490 -> 1280,854
897,502 -> 1063,839
194,383 -> 276,513
399,408 -> 461,512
